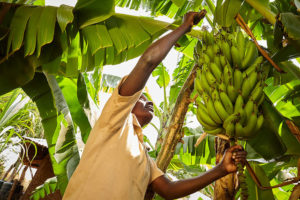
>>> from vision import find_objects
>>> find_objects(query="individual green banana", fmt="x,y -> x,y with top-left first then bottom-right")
236,31 -> 245,60
227,83 -> 238,103
243,56 -> 263,78
204,127 -> 225,135
214,56 -> 222,70
202,91 -> 210,104
234,94 -> 244,113
241,41 -> 258,69
225,121 -> 235,138
218,80 -> 226,92
255,114 -> 264,131
209,62 -> 222,83
211,88 -> 220,101
205,70 -> 217,86
206,45 -> 215,61
243,112 -> 257,138
241,71 -> 258,100
250,82 -> 263,102
221,41 -> 232,64
231,46 -> 242,67
200,70 -> 211,93
202,53 -> 211,64
234,68 -> 243,91
213,43 -> 220,54
244,100 -> 254,121
207,31 -> 215,45
207,97 -> 223,124
224,64 -> 233,86
196,109 -> 220,130
220,55 -> 227,68
214,99 -> 229,121
197,102 -> 219,127
223,112 -> 240,129
194,77 -> 203,95
257,93 -> 265,106
220,91 -> 234,114
235,122 -> 244,138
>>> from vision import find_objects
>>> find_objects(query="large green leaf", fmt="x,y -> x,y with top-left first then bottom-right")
261,101 -> 300,156
74,0 -> 115,28
0,51 -> 37,95
22,73 -> 79,194
245,162 -> 275,200
56,76 -> 91,144
152,64 -> 170,88
36,6 -> 57,57
57,5 -> 74,32
24,7 -> 43,56
279,12 -> 300,40
6,6 -> 32,54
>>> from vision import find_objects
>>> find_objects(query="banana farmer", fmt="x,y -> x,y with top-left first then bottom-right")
63,10 -> 247,200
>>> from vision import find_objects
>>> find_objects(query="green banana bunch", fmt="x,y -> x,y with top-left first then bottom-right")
194,30 -> 265,141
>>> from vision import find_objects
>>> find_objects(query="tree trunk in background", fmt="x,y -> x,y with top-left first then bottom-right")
214,138 -> 237,200
144,65 -> 197,200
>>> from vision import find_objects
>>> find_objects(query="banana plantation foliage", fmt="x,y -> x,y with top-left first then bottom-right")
0,0 -> 300,199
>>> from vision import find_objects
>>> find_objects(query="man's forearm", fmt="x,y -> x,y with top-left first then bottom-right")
140,23 -> 191,70
119,23 -> 191,96
152,164 -> 228,200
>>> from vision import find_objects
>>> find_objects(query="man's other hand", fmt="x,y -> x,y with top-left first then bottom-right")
219,145 -> 247,174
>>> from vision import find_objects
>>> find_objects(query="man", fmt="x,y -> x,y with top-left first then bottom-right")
63,11 -> 247,200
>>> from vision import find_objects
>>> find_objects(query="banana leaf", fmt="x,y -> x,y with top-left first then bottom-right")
31,177 -> 57,200
74,0 -> 115,28
245,162 -> 275,200
22,73 -> 79,194
0,51 -> 38,96
56,76 -> 91,143
279,12 -> 300,40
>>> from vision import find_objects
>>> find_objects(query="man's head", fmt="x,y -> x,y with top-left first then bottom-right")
132,94 -> 154,127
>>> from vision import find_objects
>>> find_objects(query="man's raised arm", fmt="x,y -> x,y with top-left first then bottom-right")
119,10 -> 206,96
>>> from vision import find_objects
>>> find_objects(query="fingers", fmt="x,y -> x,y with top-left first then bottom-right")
232,151 -> 247,163
227,145 -> 243,153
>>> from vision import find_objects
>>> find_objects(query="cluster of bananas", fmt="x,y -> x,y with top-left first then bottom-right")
194,30 -> 265,140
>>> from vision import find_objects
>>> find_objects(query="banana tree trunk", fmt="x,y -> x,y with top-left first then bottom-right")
214,138 -> 237,200
144,65 -> 197,200
156,65 -> 197,172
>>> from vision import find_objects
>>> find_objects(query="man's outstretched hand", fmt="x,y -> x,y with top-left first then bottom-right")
183,10 -> 207,32
219,145 -> 247,174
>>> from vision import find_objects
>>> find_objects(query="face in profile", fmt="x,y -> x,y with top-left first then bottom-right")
132,94 -> 154,127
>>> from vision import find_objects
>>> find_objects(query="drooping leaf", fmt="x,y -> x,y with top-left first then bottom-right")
31,177 -> 58,200
0,51 -> 37,95
36,6 -> 57,57
56,76 -> 91,144
6,6 -> 32,54
215,0 -> 244,27
245,162 -> 275,200
279,12 -> 300,40
74,0 -> 115,28
57,5 -> 74,32
24,7 -> 43,56
22,73 -> 79,194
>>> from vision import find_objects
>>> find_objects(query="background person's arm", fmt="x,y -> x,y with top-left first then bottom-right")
119,10 -> 206,96
150,145 -> 247,200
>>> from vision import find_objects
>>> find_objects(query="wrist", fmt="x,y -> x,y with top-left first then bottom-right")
216,162 -> 229,177
180,22 -> 192,33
